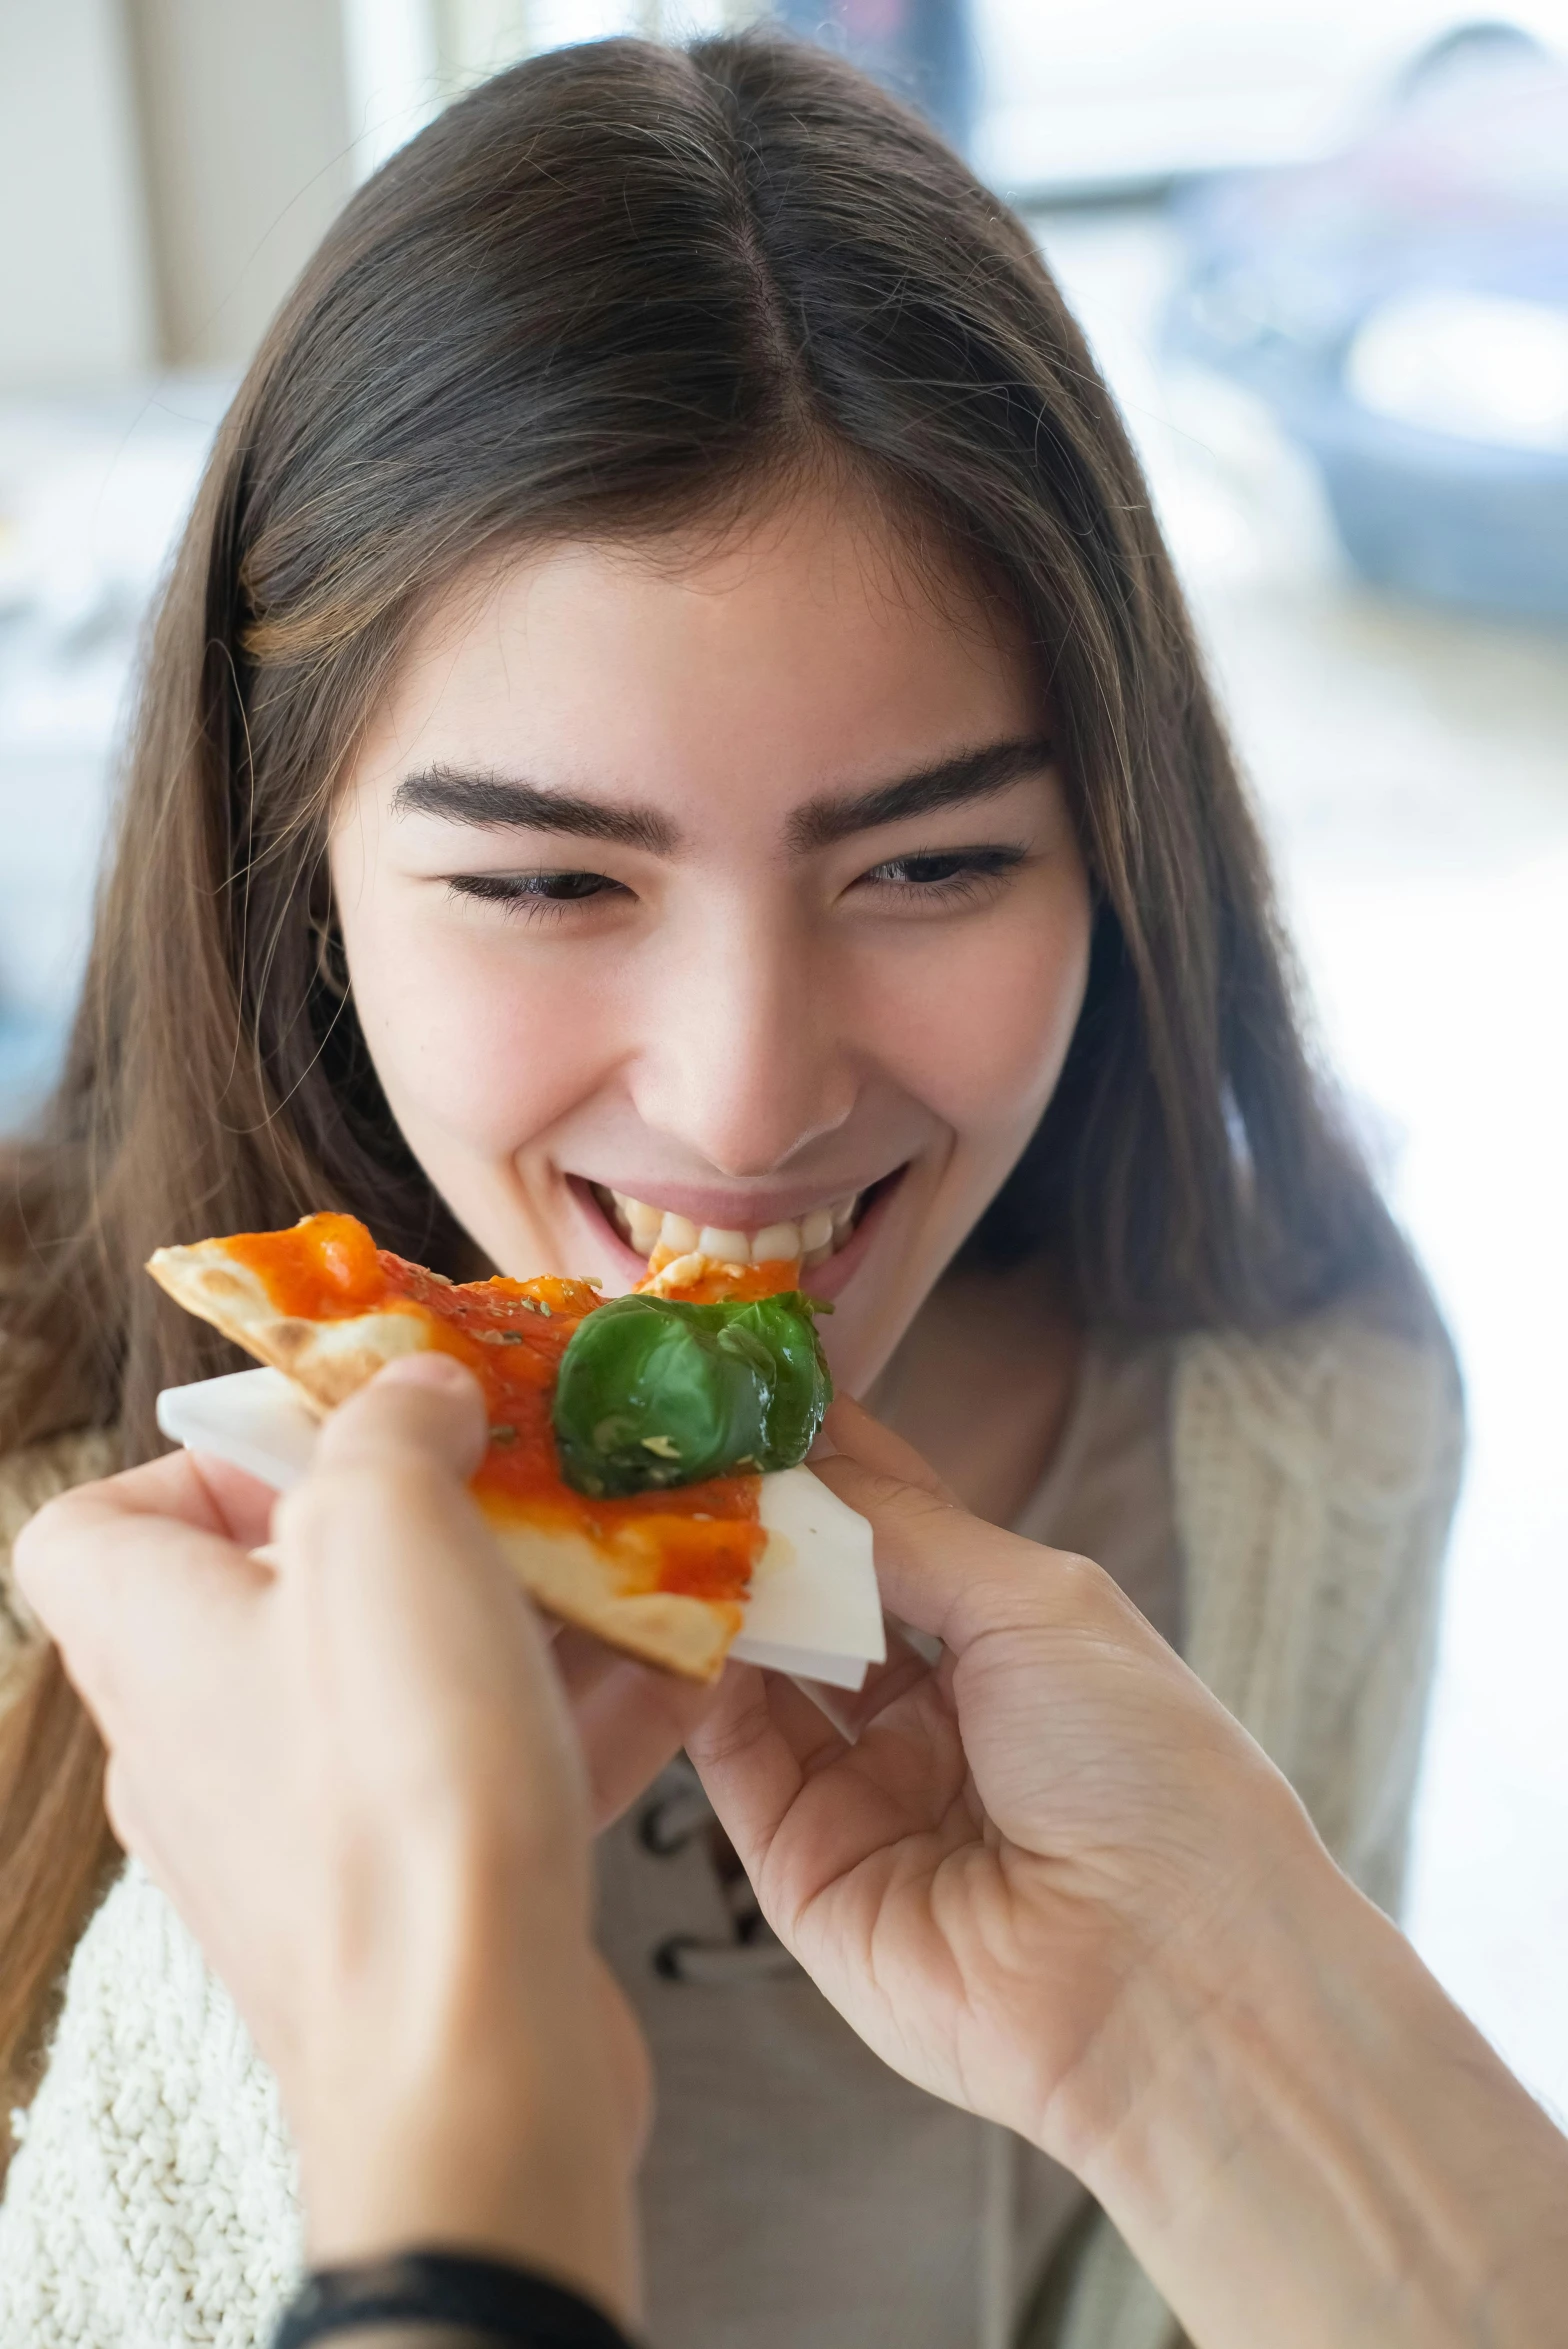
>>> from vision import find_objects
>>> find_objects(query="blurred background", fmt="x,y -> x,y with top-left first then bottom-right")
3,0 -> 1566,2120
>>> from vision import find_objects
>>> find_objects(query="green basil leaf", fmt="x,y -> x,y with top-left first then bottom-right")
552,1290 -> 832,1499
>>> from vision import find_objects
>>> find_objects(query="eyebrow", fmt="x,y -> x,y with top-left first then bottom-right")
786,735 -> 1055,852
392,766 -> 678,854
391,733 -> 1054,860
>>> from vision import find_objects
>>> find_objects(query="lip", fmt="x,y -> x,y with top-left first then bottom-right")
563,1167 -> 909,1295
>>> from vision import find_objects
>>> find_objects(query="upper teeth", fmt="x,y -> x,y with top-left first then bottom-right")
605,1192 -> 859,1270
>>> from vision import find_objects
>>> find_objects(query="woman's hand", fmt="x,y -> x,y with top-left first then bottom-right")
15,1358 -> 644,2325
691,1401 -> 1568,2349
688,1397 -> 1311,2172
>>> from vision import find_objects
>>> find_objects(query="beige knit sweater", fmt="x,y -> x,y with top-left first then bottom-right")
0,1303 -> 1463,2349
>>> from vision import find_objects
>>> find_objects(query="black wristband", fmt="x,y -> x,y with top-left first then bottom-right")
272,2250 -> 636,2349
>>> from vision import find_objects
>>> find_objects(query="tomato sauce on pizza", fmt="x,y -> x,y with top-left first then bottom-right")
221,1213 -> 767,1605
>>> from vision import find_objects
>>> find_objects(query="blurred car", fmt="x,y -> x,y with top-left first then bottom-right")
1166,25 -> 1568,621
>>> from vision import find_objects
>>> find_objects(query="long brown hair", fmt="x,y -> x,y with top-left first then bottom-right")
0,31 -> 1423,2133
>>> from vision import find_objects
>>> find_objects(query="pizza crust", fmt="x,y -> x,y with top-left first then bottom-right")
490,1517 -> 741,1680
146,1234 -> 740,1679
147,1242 -> 434,1410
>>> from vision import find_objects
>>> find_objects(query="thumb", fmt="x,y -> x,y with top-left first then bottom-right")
272,1351 -> 503,1631
814,1393 -> 1047,1652
812,1394 -> 959,1503
813,1440 -> 1123,1662
314,1353 -> 489,1481
274,1355 -> 583,1811
809,1451 -> 1014,1646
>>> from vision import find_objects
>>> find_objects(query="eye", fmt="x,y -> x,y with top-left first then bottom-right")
855,846 -> 1027,903
447,869 -> 632,918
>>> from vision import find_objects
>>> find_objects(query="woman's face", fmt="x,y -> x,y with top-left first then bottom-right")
331,484 -> 1091,1393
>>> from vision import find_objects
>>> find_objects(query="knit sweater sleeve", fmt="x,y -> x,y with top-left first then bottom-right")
1053,1300 -> 1465,2349
1172,1300 -> 1464,1912
0,1861 -> 302,2349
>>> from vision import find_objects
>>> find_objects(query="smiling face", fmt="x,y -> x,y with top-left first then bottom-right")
330,481 -> 1092,1394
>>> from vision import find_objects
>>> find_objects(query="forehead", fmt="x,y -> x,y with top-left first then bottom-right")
349,482 -> 1038,818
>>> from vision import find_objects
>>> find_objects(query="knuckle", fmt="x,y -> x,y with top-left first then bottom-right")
13,1491 -> 99,1625
14,1486 -> 89,1565
1052,1547 -> 1105,1598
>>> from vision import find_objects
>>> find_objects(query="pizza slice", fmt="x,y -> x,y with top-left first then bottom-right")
146,1212 -> 834,1682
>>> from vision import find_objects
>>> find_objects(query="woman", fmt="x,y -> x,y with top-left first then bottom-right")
0,32 -> 1461,2349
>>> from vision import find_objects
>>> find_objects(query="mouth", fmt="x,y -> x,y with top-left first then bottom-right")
580,1174 -> 903,1280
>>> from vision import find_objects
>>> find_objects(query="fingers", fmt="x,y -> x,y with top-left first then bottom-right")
186,1455 -> 282,1550
807,1452 -> 980,1645
274,1358 -> 588,1839
17,1358 -> 493,1740
688,1635 -> 932,1843
813,1397 -> 1104,1659
797,1621 -> 938,1743
14,1476 -> 272,1726
19,1443 -> 274,1547
810,1449 -> 1141,1662
276,1354 -> 511,1637
685,1662 -> 811,1862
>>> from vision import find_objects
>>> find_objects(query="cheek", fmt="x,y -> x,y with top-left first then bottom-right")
342,911 -> 611,1158
863,886 -> 1091,1144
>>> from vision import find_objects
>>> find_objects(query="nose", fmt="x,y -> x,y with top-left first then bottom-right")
628,903 -> 855,1178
